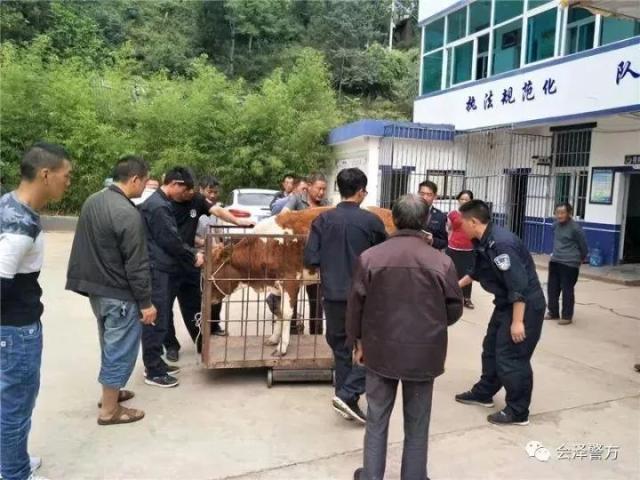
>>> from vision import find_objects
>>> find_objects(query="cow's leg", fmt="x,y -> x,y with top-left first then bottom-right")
265,312 -> 282,346
273,291 -> 294,357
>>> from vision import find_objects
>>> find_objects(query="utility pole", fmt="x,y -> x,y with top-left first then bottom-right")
388,0 -> 395,50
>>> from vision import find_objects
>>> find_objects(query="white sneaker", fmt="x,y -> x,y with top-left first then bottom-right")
0,457 -> 42,479
30,457 -> 42,473
28,475 -> 49,480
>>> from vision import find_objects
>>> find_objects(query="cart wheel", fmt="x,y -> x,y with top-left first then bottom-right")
331,369 -> 336,387
267,369 -> 273,388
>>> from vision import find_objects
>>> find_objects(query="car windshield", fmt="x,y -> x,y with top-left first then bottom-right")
237,192 -> 275,207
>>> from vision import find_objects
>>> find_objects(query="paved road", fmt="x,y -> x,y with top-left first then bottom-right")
30,233 -> 639,479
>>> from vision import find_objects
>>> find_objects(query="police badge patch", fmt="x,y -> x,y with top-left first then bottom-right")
494,254 -> 511,271
190,209 -> 197,218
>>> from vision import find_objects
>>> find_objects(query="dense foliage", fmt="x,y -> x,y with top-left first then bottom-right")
0,0 -> 418,212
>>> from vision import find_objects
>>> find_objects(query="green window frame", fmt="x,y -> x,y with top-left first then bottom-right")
526,8 -> 557,64
421,50 -> 443,95
424,17 -> 445,52
447,8 -> 468,43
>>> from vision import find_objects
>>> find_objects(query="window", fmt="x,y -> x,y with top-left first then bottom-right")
422,50 -> 443,94
526,8 -> 557,64
566,8 -> 595,54
451,41 -> 473,85
447,8 -> 467,43
554,172 -> 587,219
424,17 -> 445,52
493,20 -> 522,74
425,170 -> 465,199
552,129 -> 591,168
469,0 -> 491,33
600,17 -> 640,46
527,0 -> 548,10
476,34 -> 490,80
494,0 -> 523,25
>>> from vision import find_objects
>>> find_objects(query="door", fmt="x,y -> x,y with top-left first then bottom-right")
509,172 -> 528,238
622,174 -> 640,263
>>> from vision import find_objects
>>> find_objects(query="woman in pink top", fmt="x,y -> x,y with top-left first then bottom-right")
447,190 -> 475,309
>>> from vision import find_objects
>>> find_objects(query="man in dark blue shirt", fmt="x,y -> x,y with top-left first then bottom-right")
454,200 -> 545,426
418,180 -> 448,250
139,167 -> 204,388
304,168 -> 387,424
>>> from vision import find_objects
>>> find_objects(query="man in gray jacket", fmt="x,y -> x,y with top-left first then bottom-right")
67,156 -> 157,426
546,202 -> 589,325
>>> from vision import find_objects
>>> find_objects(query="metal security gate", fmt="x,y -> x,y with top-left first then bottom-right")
378,124 -> 559,253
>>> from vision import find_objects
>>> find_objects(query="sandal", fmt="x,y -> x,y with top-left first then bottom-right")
97,389 -> 135,408
97,405 -> 145,426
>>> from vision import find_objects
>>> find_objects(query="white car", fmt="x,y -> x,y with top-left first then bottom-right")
224,188 -> 278,225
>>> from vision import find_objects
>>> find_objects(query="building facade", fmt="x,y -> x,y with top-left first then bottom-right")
329,0 -> 640,265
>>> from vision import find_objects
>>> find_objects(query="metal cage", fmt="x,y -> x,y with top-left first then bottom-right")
200,225 -> 334,386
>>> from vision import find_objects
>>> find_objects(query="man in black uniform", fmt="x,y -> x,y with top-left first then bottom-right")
304,168 -> 387,424
418,180 -> 448,250
164,176 -> 253,361
454,200 -> 545,425
139,167 -> 202,388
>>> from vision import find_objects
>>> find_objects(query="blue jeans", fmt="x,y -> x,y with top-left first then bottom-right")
90,296 -> 142,389
0,321 -> 43,480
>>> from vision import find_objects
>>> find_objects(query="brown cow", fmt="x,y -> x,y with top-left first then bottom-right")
208,206 -> 395,356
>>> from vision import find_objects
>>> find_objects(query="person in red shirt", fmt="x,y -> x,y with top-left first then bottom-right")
447,190 -> 475,309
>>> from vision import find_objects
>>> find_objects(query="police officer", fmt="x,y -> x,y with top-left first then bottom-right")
454,200 -> 545,425
418,180 -> 448,250
164,175 -> 253,362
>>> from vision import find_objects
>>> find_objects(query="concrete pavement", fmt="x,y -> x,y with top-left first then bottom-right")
29,232 -> 639,479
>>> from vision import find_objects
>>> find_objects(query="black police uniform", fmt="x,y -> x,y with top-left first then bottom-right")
469,223 -> 546,420
165,193 -> 223,353
424,205 -> 448,250
139,189 -> 198,377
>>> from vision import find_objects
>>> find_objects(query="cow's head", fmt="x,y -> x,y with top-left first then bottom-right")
209,243 -> 243,304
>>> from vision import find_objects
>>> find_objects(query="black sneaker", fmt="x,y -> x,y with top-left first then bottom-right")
144,374 -> 179,388
166,347 -> 179,362
212,327 -> 228,337
455,390 -> 494,408
487,408 -> 529,426
144,365 -> 180,378
332,396 -> 366,424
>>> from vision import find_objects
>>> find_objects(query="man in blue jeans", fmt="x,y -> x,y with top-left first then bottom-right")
67,156 -> 157,424
1,143 -> 72,480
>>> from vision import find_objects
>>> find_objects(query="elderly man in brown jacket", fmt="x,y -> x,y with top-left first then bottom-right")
347,194 -> 463,480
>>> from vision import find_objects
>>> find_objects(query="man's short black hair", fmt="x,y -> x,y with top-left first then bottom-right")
307,172 -> 327,185
199,175 -> 220,189
282,173 -> 295,183
392,194 -> 428,230
111,156 -> 149,183
418,180 -> 438,195
555,202 -> 573,214
459,199 -> 491,224
337,168 -> 367,198
163,166 -> 194,189
20,142 -> 70,181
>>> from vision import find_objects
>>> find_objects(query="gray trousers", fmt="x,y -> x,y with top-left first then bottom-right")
362,369 -> 434,480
